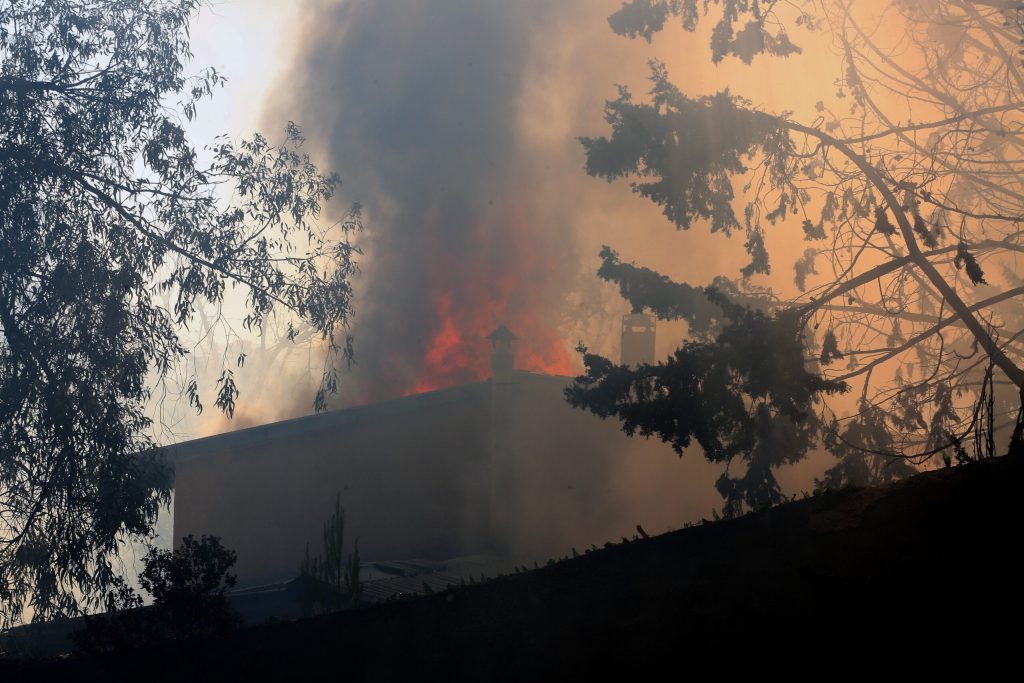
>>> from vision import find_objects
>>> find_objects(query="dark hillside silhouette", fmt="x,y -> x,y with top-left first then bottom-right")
6,455 -> 1022,678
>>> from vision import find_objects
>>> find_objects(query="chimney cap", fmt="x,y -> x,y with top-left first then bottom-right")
487,324 -> 518,342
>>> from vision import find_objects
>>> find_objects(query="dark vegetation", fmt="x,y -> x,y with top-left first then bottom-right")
70,535 -> 240,653
569,0 -> 1024,515
4,455 -> 1021,677
0,0 -> 357,625
299,495 -> 363,616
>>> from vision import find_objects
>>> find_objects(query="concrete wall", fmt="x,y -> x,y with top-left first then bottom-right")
171,372 -> 723,586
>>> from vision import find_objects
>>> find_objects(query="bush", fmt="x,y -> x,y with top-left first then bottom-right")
73,535 -> 240,653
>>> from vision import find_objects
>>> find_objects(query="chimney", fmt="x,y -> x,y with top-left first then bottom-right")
487,324 -> 517,379
487,324 -> 518,550
620,313 -> 655,366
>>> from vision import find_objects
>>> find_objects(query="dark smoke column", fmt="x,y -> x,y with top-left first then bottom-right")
275,0 -> 580,405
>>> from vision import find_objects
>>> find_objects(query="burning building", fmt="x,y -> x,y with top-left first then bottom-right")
169,322 -> 721,592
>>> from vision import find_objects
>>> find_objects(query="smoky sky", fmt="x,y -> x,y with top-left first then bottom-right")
194,0 -> 850,507
275,0 -> 596,404
264,0 -> 802,411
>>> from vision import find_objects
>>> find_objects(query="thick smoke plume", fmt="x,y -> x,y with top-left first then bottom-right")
261,0 -> 813,410
271,0 -> 602,404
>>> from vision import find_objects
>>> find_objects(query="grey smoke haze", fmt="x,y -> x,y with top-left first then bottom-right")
274,0 -> 590,403
259,0 -> 758,411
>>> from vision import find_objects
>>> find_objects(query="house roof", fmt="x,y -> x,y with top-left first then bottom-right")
165,370 -> 573,464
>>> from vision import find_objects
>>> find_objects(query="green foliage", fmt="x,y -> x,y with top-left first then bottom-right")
567,291 -> 848,515
873,207 -> 897,236
138,535 -> 238,633
72,535 -> 240,653
801,218 -> 826,240
0,0 -> 358,625
572,18 -> 835,514
913,212 -> 939,249
793,248 -> 819,292
596,246 -> 725,335
819,330 -> 843,366
572,0 -> 1024,514
608,0 -> 802,64
300,495 -> 362,616
954,244 -> 987,286
595,245 -> 772,339
819,402 -> 918,490
580,64 -> 798,279
582,70 -> 782,236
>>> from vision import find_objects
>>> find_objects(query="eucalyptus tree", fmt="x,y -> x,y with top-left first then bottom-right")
568,0 -> 1024,514
1,0 -> 359,625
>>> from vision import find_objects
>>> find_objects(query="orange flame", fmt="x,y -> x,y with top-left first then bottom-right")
402,202 -> 577,396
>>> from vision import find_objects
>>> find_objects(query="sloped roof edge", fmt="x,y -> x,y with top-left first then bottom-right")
166,370 -> 574,463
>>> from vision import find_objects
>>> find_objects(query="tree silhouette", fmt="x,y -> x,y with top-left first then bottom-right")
569,0 -> 1024,514
1,0 -> 358,626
